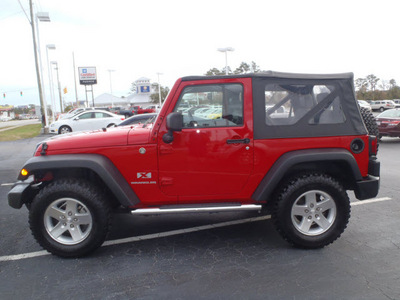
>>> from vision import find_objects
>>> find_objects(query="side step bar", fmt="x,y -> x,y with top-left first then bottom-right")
131,204 -> 262,215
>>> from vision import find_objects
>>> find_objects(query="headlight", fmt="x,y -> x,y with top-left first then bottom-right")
33,143 -> 42,155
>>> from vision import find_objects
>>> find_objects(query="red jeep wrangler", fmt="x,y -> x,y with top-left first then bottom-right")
8,72 -> 380,257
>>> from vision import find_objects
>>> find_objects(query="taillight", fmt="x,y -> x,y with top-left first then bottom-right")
387,120 -> 400,127
369,136 -> 378,156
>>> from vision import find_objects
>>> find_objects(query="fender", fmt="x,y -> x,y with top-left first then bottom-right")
19,154 -> 140,207
252,148 -> 362,202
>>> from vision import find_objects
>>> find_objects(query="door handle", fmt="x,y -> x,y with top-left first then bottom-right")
226,138 -> 250,144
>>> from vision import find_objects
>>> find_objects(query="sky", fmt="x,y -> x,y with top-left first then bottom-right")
1,0 -> 399,111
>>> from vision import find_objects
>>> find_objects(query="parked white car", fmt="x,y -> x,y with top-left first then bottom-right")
50,110 -> 124,134
393,99 -> 400,108
357,100 -> 372,111
370,100 -> 395,112
57,107 -> 110,120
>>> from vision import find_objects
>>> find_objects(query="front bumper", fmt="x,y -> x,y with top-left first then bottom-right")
8,178 -> 35,209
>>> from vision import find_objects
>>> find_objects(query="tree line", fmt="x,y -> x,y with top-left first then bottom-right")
355,74 -> 400,101
205,61 -> 261,76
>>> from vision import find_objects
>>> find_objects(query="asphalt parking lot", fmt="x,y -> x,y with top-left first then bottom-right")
0,134 -> 399,299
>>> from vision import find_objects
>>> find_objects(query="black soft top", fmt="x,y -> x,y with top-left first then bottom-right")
182,71 -> 354,82
182,71 -> 366,138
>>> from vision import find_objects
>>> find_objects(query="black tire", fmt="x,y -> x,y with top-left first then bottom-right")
29,179 -> 111,257
58,125 -> 72,134
272,173 -> 350,249
379,107 -> 384,112
360,107 -> 379,137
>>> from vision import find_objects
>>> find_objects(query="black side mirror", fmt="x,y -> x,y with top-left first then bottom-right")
163,112 -> 183,143
166,112 -> 183,131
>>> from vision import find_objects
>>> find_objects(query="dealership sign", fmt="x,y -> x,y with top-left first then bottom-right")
78,67 -> 97,85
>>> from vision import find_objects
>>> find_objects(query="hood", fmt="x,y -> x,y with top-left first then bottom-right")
38,126 -> 152,155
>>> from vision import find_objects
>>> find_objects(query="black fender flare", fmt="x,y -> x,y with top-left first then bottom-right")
19,154 -> 140,207
252,148 -> 362,202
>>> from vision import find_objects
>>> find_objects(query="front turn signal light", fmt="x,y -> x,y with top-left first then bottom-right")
21,169 -> 29,177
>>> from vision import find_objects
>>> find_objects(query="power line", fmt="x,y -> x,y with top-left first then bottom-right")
16,0 -> 30,24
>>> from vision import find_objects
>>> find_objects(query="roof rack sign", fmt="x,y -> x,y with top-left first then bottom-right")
78,67 -> 97,85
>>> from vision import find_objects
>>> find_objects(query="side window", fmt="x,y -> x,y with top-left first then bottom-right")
309,86 -> 346,124
95,112 -> 110,118
264,83 -> 345,125
78,112 -> 93,119
174,84 -> 243,128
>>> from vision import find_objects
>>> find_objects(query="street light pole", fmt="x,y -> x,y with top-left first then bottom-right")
46,44 -> 56,121
217,47 -> 235,75
157,72 -> 163,108
35,12 -> 51,127
107,69 -> 115,107
52,62 -> 63,113
29,0 -> 46,131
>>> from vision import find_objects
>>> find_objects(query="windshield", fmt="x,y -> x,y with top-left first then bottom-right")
142,115 -> 157,127
377,109 -> 400,118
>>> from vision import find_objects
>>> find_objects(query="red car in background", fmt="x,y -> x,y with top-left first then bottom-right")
119,105 -> 158,118
375,108 -> 400,139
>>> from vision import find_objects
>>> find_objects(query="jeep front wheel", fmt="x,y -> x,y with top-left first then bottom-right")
273,173 -> 350,249
29,179 -> 111,257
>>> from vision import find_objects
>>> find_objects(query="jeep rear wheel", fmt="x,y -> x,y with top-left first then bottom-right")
273,173 -> 350,249
29,179 -> 111,257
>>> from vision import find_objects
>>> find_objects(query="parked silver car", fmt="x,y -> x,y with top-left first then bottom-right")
370,100 -> 395,112
358,100 -> 372,111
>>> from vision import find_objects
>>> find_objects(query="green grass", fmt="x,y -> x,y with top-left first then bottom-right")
0,124 -> 42,141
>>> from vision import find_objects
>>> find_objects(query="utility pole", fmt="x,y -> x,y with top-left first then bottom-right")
53,62 -> 63,113
29,0 -> 47,131
72,52 -> 78,106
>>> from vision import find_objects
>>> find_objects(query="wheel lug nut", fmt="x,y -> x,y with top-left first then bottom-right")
315,214 -> 319,218
310,204 -> 314,208
308,216 -> 312,220
63,223 -> 67,226
305,209 -> 309,213
68,212 -> 72,216
74,218 -> 78,222
70,224 -> 74,228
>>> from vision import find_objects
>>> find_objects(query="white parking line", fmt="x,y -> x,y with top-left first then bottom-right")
1,183 -> 14,186
0,196 -> 395,262
0,250 -> 50,262
350,197 -> 393,206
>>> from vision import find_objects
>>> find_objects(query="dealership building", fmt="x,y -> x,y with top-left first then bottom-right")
93,77 -> 155,108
